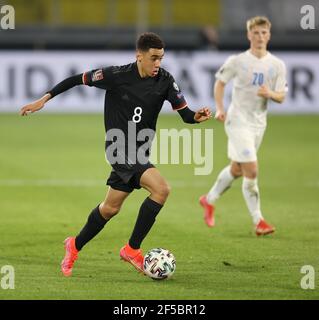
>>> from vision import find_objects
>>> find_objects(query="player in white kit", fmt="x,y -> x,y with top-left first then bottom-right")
200,16 -> 288,235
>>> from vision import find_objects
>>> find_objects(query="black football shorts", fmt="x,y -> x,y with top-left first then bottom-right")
106,162 -> 155,193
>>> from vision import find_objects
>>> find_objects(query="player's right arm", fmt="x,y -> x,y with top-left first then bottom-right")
20,68 -> 113,116
214,80 -> 226,122
20,73 -> 84,116
20,92 -> 52,116
214,55 -> 237,122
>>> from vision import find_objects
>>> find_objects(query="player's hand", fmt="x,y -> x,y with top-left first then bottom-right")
194,107 -> 212,122
257,85 -> 272,99
20,99 -> 45,116
214,109 -> 226,122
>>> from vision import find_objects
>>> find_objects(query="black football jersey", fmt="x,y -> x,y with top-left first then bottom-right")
83,62 -> 187,146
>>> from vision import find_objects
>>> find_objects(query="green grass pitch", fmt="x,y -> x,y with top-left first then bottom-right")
0,113 -> 318,300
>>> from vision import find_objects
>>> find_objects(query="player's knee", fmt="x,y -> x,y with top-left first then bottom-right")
155,183 -> 171,201
231,167 -> 242,178
99,203 -> 120,219
252,171 -> 258,179
245,170 -> 258,179
230,163 -> 242,178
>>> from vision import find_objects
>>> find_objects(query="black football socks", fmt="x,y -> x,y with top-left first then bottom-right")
75,198 -> 163,251
129,197 -> 163,249
75,205 -> 108,251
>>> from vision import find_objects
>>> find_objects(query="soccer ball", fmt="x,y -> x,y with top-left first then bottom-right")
143,248 -> 176,280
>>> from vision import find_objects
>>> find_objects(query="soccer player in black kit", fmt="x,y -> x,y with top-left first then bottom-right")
20,33 -> 212,276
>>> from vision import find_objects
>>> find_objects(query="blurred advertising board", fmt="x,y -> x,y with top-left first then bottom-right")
0,51 -> 318,113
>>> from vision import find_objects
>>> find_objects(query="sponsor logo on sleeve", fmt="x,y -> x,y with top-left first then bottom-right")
92,69 -> 104,82
173,82 -> 180,92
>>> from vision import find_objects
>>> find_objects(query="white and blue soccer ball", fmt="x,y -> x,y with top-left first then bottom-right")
143,248 -> 176,280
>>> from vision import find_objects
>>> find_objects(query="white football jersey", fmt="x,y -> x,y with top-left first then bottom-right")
215,50 -> 288,128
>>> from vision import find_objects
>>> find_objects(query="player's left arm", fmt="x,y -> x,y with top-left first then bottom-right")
166,74 -> 212,123
177,106 -> 212,123
257,85 -> 286,103
258,60 -> 288,104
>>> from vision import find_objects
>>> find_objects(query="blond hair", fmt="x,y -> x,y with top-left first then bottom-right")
246,16 -> 271,31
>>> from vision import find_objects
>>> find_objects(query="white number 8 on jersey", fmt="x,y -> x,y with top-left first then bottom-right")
132,107 -> 142,123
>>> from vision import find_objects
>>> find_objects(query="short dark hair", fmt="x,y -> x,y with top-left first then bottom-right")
136,32 -> 165,52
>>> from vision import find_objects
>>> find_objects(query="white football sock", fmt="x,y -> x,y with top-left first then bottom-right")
207,166 -> 235,204
242,177 -> 263,225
